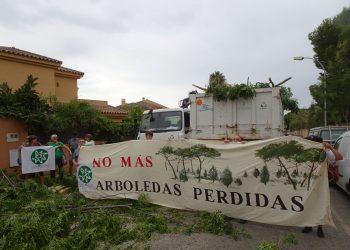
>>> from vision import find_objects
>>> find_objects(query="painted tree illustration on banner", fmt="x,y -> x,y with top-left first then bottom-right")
189,144 -> 221,182
208,166 -> 219,182
220,168 -> 233,187
295,148 -> 325,190
234,178 -> 242,186
157,144 -> 220,182
156,146 -> 178,179
174,147 -> 192,179
253,168 -> 260,178
179,169 -> 188,182
260,166 -> 270,185
256,140 -> 325,190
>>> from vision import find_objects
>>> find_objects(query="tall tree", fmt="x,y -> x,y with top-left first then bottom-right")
0,75 -> 51,132
0,83 -> 15,116
285,109 -> 310,130
47,100 -> 122,142
280,87 -> 298,113
208,71 -> 226,86
308,7 -> 350,124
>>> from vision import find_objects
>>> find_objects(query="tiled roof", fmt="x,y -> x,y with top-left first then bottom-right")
0,46 -> 62,64
118,99 -> 167,110
93,105 -> 128,115
58,66 -> 84,76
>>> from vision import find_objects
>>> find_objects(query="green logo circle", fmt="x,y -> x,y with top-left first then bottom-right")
31,149 -> 49,165
78,165 -> 93,184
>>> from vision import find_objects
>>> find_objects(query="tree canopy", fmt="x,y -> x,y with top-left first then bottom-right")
209,71 -> 226,86
308,7 -> 350,124
47,100 -> 118,141
0,75 -> 51,132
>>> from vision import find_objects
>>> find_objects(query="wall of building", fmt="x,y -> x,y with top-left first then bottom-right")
0,58 -> 56,97
54,75 -> 78,102
0,118 -> 27,172
108,116 -> 124,123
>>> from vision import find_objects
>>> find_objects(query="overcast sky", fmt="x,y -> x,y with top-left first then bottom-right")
0,0 -> 348,108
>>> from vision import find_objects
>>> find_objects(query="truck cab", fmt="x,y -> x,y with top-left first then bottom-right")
137,108 -> 190,140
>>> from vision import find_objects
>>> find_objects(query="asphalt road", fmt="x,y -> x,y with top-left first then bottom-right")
147,185 -> 350,250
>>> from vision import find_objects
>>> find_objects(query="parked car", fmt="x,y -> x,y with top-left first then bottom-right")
334,131 -> 350,194
309,126 -> 350,146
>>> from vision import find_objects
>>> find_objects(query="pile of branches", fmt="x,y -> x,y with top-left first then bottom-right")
206,83 -> 256,102
0,175 -> 163,250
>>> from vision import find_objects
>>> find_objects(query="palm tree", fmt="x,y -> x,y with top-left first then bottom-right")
209,71 -> 226,86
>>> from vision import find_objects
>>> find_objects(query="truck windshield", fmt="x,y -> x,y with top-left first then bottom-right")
140,111 -> 182,133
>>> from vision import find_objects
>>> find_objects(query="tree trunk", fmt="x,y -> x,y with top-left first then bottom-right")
182,157 -> 187,178
198,157 -> 202,182
300,177 -> 307,187
307,163 -> 316,191
176,158 -> 181,172
166,157 -> 177,179
277,157 -> 297,190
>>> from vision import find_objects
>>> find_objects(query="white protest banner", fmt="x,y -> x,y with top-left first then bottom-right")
21,146 -> 55,174
78,136 -> 334,227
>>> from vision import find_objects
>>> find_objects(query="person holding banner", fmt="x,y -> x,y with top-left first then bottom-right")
145,131 -> 153,140
72,139 -> 86,167
48,134 -> 71,180
84,134 -> 95,146
324,142 -> 343,184
68,132 -> 80,176
302,135 -> 343,238
18,135 -> 45,185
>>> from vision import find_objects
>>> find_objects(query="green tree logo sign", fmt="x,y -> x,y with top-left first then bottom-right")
78,165 -> 93,184
31,149 -> 49,165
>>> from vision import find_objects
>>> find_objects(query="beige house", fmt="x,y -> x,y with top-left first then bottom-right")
0,118 -> 28,173
0,46 -> 84,172
117,97 -> 167,111
0,46 -> 84,102
79,99 -> 128,123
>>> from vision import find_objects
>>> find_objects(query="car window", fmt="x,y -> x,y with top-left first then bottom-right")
320,130 -> 330,141
334,138 -> 342,150
339,136 -> 350,160
330,129 -> 347,141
